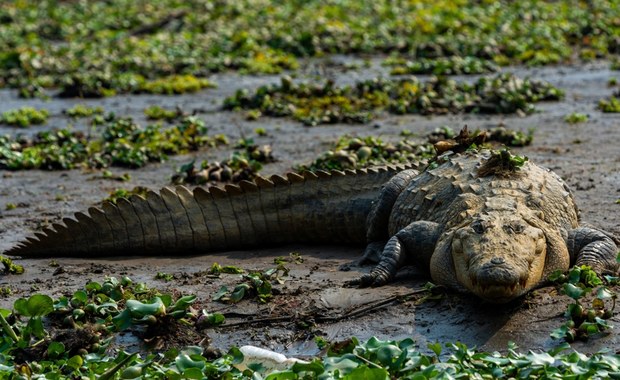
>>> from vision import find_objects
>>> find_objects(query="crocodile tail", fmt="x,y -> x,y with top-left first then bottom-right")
5,165 -> 413,257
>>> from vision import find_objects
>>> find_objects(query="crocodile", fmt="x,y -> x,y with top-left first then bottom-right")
4,150 -> 618,303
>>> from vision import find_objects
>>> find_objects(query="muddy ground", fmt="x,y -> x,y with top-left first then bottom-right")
0,59 -> 619,357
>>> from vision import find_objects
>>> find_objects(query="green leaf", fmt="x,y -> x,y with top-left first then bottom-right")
47,341 -> 65,358
213,286 -> 228,301
204,312 -> 225,327
343,366 -> 389,380
596,287 -> 613,299
568,266 -> 581,284
564,283 -> 584,300
27,294 -> 54,317
175,354 -> 206,371
182,367 -> 205,379
170,295 -> 197,312
265,371 -> 298,380
66,355 -> 84,371
112,308 -> 133,331
427,342 -> 442,356
230,284 -> 250,303
550,325 -> 569,340
13,298 -> 28,316
125,297 -> 165,318
291,359 -> 324,375
228,346 -> 244,364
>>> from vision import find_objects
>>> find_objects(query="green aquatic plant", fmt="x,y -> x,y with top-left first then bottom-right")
225,74 -> 563,125
0,107 -> 49,127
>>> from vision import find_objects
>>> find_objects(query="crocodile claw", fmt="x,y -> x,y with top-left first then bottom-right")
345,268 -> 392,288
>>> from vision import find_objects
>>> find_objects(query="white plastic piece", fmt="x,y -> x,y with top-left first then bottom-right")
235,345 -> 309,372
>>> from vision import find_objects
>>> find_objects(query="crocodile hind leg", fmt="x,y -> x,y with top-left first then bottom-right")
567,227 -> 619,274
358,169 -> 419,265
348,221 -> 441,287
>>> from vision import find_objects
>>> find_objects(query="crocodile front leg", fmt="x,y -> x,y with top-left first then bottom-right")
358,169 -> 419,265
567,227 -> 619,274
348,221 -> 441,287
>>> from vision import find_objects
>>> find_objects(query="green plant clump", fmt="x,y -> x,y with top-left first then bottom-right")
599,95 -> 620,112
225,74 -> 563,126
297,135 -> 435,172
0,107 -> 49,127
64,104 -> 104,118
0,115 -> 223,170
144,105 -> 183,122
564,112 -> 589,123
386,56 -> 498,75
0,0 -> 619,97
549,265 -> 617,342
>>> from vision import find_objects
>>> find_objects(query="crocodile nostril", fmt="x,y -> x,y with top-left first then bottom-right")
491,257 -> 505,265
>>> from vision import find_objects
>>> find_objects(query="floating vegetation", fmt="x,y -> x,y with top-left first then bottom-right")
0,1 -> 618,95
598,94 -> 620,112
140,74 -> 216,95
386,56 -> 498,75
0,116 -> 223,170
224,74 -> 563,126
564,112 -> 589,123
57,73 -> 215,98
63,104 -> 104,118
144,105 -> 184,122
0,275 -> 618,378
297,135 -> 435,172
172,139 -> 274,185
0,107 -> 49,128
549,265 -> 617,342
0,129 -> 88,170
299,126 -> 534,172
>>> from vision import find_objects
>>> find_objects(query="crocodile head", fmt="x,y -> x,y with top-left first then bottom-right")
450,212 -> 547,303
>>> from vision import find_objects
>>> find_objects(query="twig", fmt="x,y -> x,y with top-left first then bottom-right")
215,288 -> 429,329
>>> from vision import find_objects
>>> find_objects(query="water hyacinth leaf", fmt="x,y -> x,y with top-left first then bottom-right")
578,321 -> 601,335
85,281 -> 102,292
125,297 -> 166,318
568,267 -> 581,284
375,344 -> 403,368
265,371 -> 298,380
227,346 -> 245,364
170,295 -> 197,312
112,309 -> 133,331
324,354 -> 361,374
550,325 -> 569,340
159,294 -> 173,307
47,341 -> 65,358
182,367 -> 204,379
176,353 -> 206,371
596,287 -> 613,300
203,311 -> 225,327
427,342 -> 442,356
213,286 -> 228,301
15,294 -> 54,317
291,359 -> 325,375
230,283 -> 251,303
66,355 -> 84,371
342,366 -> 389,380
564,283 -> 584,300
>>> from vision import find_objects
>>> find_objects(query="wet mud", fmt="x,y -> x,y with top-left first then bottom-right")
1,60 -> 619,356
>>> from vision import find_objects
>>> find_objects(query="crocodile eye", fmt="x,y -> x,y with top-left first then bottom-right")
471,221 -> 485,234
